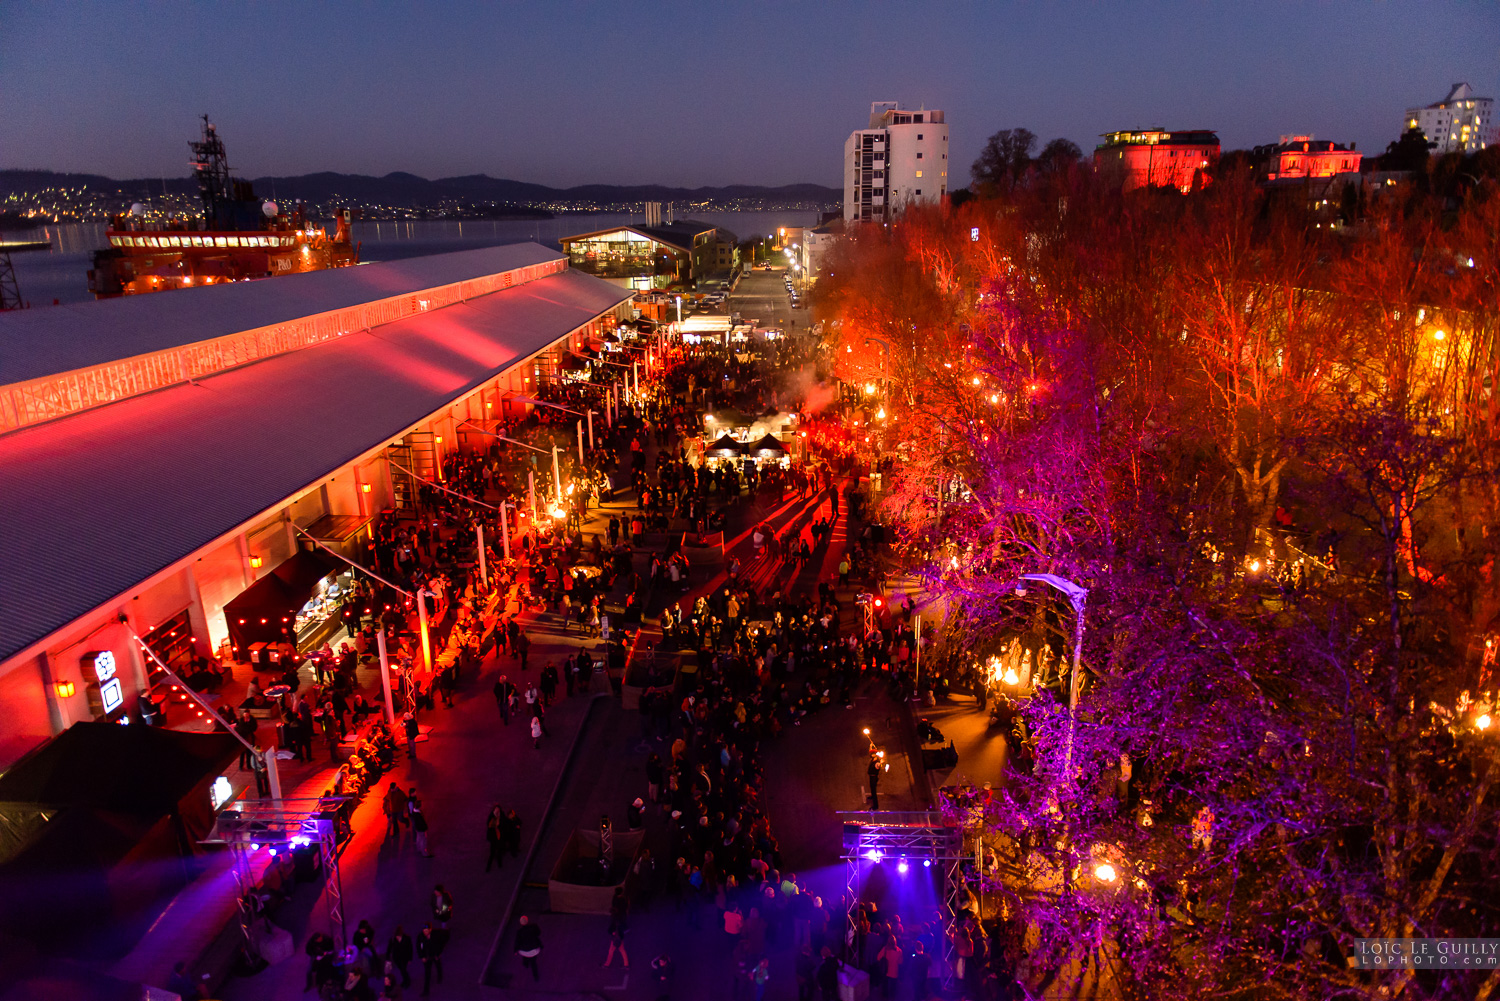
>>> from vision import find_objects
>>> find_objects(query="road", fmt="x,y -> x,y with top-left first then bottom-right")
725,265 -> 804,332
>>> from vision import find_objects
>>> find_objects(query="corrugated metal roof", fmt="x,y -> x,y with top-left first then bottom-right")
0,265 -> 630,665
0,242 -> 564,385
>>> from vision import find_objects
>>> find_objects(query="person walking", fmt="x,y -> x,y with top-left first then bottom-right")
403,712 -> 419,760
514,627 -> 531,671
408,789 -> 433,857
235,710 -> 258,771
603,886 -> 630,968
531,714 -> 544,749
515,915 -> 543,981
492,675 -> 512,725
386,926 -> 413,989
503,808 -> 523,857
651,952 -> 675,1001
383,782 -> 409,842
416,923 -> 446,996
485,806 -> 506,872
431,884 -> 454,930
352,919 -> 377,973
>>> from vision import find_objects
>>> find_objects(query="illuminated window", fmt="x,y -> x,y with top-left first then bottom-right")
915,170 -> 923,178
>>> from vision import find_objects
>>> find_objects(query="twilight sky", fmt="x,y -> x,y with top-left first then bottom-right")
3,1 -> 1496,189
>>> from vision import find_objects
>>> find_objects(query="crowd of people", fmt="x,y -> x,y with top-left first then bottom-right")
252,318 -> 1021,1000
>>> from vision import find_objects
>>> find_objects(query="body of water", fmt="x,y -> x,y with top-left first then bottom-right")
4,210 -> 821,308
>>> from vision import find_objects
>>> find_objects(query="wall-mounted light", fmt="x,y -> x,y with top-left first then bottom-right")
361,483 -> 372,494
249,555 -> 264,569
55,680 -> 76,699
435,435 -> 443,444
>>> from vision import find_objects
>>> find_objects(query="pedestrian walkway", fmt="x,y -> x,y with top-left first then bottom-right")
211,492 -> 635,999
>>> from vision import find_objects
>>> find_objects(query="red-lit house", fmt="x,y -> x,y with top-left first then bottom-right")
1093,129 -> 1220,193
1254,135 -> 1362,181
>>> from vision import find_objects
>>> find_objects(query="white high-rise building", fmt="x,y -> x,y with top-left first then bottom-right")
1404,83 -> 1496,155
844,102 -> 949,223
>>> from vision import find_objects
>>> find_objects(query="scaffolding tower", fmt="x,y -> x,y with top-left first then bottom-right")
839,811 -> 969,990
0,240 -> 51,311
203,795 -> 352,954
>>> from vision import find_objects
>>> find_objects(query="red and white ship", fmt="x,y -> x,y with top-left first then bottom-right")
88,118 -> 358,298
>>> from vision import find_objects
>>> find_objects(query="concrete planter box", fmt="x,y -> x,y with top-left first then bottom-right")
547,828 -> 645,914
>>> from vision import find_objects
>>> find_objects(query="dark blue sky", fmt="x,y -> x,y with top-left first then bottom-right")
3,1 -> 1496,189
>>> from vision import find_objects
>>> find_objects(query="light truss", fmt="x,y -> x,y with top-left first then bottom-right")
204,795 -> 352,952
839,811 -> 970,990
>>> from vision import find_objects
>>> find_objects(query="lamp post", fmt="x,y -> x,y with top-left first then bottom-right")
551,444 -> 564,504
1018,572 -> 1089,782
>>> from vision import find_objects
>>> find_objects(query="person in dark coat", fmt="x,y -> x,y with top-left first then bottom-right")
515,915 -> 543,981
817,947 -> 841,1001
386,926 -> 414,987
485,805 -> 506,871
417,923 -> 447,996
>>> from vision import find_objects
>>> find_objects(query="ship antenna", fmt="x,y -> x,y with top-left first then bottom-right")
189,115 -> 234,228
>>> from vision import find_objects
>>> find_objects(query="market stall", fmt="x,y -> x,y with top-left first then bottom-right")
223,548 -> 351,662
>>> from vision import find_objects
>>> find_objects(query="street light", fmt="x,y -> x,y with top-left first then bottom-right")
1018,572 -> 1089,782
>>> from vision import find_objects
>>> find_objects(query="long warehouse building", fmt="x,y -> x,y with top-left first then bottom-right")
0,243 -> 633,769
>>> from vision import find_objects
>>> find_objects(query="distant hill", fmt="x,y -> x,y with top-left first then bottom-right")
0,168 -> 840,213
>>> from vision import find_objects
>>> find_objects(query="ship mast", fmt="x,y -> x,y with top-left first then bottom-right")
189,115 -> 234,229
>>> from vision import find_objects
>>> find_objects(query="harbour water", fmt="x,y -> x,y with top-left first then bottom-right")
4,210 -> 822,308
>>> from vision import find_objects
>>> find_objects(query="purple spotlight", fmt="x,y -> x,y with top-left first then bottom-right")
864,848 -> 883,862
897,860 -> 910,874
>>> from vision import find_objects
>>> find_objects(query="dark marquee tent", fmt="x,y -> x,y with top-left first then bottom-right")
748,433 -> 787,457
704,433 -> 745,458
0,722 -> 240,952
222,546 -> 345,652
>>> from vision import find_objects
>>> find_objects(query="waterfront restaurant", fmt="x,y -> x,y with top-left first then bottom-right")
0,243 -> 632,771
559,221 -> 718,290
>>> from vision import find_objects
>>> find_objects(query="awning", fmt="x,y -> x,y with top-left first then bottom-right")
304,513 -> 375,543
0,722 -> 239,951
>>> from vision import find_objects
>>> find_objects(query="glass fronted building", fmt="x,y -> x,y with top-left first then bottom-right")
561,222 -> 718,290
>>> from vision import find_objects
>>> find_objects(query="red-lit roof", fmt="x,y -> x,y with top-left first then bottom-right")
0,242 -> 567,385
0,265 -> 630,666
